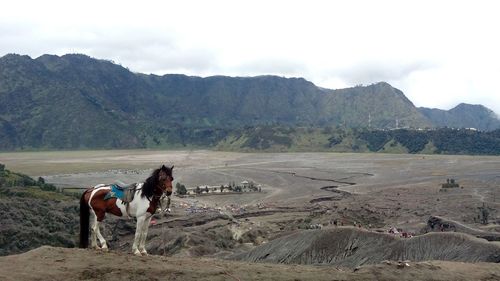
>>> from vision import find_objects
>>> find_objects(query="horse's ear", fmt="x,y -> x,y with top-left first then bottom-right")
158,169 -> 167,180
171,165 -> 174,170
161,164 -> 166,169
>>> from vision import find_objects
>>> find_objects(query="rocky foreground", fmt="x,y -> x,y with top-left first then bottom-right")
1,246 -> 500,281
233,228 -> 500,267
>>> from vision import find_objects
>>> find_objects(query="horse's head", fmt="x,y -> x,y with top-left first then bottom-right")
158,164 -> 174,195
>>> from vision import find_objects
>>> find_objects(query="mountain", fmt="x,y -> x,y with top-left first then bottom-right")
324,82 -> 430,128
217,127 -> 500,155
0,54 -> 146,149
419,104 -> 500,131
0,53 -> 498,150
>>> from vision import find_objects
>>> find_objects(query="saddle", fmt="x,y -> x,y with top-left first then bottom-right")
103,183 -> 137,204
102,183 -> 138,218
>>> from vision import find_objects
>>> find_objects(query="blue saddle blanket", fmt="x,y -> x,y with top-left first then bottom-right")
104,184 -> 125,201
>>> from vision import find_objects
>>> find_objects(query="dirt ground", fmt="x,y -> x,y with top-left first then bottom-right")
1,246 -> 500,281
1,150 -> 499,279
3,150 -> 498,231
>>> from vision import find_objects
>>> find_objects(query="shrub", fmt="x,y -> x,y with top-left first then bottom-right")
175,182 -> 187,195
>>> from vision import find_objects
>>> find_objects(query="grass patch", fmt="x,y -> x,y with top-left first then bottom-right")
0,186 -> 76,201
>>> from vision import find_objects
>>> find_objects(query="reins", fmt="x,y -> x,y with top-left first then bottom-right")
148,183 -> 168,201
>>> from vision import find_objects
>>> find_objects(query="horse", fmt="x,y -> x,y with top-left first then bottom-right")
79,165 -> 174,255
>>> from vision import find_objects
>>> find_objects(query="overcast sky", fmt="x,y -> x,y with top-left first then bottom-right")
1,0 -> 499,114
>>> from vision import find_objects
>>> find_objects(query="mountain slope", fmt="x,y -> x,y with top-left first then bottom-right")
419,103 -> 500,131
0,53 -> 498,150
152,74 -> 326,126
233,228 -> 500,268
323,82 -> 431,128
0,54 -> 147,149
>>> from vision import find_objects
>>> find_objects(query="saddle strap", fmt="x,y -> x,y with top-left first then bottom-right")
122,183 -> 138,218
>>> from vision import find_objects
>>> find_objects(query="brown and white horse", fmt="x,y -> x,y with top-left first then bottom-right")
79,165 -> 174,255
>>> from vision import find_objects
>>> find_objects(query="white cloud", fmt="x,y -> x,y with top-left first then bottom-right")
1,0 -> 499,113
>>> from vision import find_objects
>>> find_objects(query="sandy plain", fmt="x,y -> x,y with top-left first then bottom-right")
1,150 -> 499,232
2,150 -> 500,280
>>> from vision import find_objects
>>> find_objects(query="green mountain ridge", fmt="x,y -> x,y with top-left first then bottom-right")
0,53 -> 499,150
325,82 -> 430,128
419,103 -> 500,131
216,127 -> 500,155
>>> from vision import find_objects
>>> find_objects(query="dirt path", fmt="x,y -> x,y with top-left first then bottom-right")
474,188 -> 486,202
1,246 -> 500,281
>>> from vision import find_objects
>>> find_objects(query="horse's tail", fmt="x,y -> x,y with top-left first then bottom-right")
79,189 -> 91,248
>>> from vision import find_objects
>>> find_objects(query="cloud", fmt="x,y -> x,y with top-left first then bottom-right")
75,31 -> 217,75
0,22 -> 217,75
335,60 -> 436,86
229,59 -> 308,77
0,0 -> 499,114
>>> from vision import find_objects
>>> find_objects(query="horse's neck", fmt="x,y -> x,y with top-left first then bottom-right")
151,189 -> 163,202
134,183 -> 162,207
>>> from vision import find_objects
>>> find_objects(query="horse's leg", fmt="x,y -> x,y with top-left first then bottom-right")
132,215 -> 146,256
91,209 -> 108,250
139,216 -> 152,255
95,220 -> 108,251
93,209 -> 108,251
90,210 -> 99,249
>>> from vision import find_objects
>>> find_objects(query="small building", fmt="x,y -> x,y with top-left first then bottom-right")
441,178 -> 459,188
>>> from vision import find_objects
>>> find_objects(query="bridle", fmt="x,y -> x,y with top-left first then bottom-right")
151,174 -> 173,202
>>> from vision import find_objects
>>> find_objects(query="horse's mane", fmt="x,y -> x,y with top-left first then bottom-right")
141,165 -> 172,199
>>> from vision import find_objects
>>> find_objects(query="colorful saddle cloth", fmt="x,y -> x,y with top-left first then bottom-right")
104,184 -> 125,201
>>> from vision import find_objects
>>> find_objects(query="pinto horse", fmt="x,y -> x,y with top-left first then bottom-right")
79,165 -> 174,255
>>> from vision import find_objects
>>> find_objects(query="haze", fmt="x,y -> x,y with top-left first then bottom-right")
1,0 -> 499,113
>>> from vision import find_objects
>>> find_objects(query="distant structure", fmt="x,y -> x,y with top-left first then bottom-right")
441,178 -> 459,188
477,203 -> 493,225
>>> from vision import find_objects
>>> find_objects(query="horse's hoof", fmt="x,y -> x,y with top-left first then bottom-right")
140,251 -> 148,256
133,251 -> 142,256
101,247 -> 109,252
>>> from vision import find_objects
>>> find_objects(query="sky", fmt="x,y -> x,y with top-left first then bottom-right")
1,0 -> 499,114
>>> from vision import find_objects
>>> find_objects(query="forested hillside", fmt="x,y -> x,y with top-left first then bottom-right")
0,53 -> 499,151
217,127 -> 500,155
419,103 -> 500,131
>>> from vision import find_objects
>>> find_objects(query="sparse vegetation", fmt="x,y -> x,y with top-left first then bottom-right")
441,178 -> 459,188
478,204 -> 491,225
0,164 -> 80,255
0,164 -> 57,191
175,182 -> 187,195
